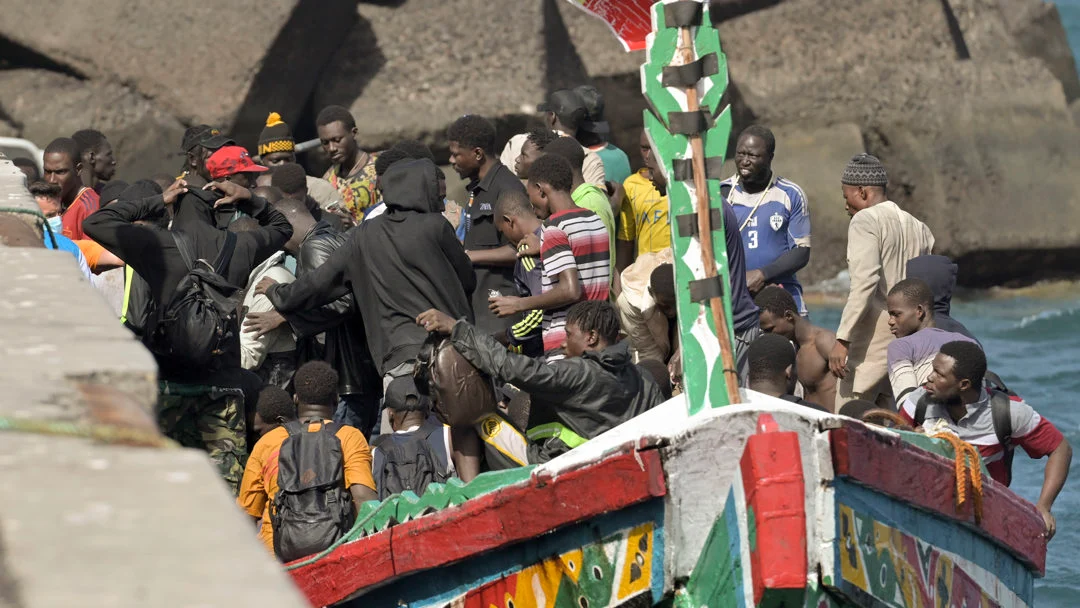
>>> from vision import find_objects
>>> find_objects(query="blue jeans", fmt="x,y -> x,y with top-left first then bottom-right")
334,393 -> 381,438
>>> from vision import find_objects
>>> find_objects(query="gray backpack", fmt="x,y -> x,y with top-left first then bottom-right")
271,420 -> 354,562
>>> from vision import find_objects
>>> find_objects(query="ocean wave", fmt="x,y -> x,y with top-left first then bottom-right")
1014,306 -> 1080,329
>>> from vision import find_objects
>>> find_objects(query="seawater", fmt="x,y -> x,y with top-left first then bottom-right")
1062,0 -> 1080,61
814,283 -> 1080,605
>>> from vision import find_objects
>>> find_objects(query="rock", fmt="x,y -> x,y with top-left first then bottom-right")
0,0 -> 356,144
316,0 -> 548,154
0,69 -> 186,181
709,0 -> 1080,286
0,1 -> 287,126
997,0 -> 1080,102
769,123 -> 866,285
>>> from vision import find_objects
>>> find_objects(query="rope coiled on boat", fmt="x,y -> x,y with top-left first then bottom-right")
931,432 -> 984,524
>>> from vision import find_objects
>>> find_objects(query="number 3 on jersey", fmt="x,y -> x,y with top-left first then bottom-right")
747,230 -> 758,249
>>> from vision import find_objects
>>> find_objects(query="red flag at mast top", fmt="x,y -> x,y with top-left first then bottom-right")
561,0 -> 654,52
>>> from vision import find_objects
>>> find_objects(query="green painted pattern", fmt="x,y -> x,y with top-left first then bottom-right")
642,1 -> 735,414
286,466 -> 535,570
673,498 -> 742,608
895,430 -> 990,479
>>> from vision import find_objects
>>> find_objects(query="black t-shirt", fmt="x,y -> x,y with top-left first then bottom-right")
464,161 -> 527,335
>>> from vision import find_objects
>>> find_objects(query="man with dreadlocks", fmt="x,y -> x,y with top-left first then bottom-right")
417,300 -> 663,469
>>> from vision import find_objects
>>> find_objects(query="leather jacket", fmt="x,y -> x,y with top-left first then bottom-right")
286,221 -> 380,396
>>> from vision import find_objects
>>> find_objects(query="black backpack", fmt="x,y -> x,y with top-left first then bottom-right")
145,231 -> 241,369
372,420 -> 450,500
271,419 -> 355,562
913,372 -> 1017,485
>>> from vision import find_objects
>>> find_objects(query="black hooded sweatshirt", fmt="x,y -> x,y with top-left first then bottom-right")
83,186 -> 293,386
905,255 -> 978,342
267,159 -> 476,375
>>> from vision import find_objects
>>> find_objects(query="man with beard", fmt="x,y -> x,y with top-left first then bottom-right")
720,125 -> 811,310
899,341 -> 1071,540
43,137 -> 99,241
644,138 -> 760,383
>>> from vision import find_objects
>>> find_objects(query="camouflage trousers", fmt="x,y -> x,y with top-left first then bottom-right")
157,382 -> 247,495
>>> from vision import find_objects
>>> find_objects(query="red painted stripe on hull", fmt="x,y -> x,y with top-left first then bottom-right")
830,423 -> 1047,574
393,450 -> 666,574
289,449 -> 666,606
740,422 -> 807,604
289,529 -> 393,607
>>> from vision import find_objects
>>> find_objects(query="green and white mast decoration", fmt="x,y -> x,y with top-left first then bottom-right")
642,0 -> 740,413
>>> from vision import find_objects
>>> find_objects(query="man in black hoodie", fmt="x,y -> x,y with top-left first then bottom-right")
905,255 -> 978,342
258,158 -> 475,386
245,197 -> 382,435
83,149 -> 293,494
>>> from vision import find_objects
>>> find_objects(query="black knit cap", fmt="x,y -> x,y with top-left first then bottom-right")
258,112 -> 295,157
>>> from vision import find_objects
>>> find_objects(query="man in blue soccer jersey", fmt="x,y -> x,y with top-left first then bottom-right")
721,125 -> 811,315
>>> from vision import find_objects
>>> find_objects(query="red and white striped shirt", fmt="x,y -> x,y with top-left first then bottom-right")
539,207 -> 610,354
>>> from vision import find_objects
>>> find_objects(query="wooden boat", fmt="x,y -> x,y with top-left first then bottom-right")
289,2 -> 1048,605
289,394 -> 1045,607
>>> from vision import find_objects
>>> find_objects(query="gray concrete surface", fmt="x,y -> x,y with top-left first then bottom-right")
0,158 -> 308,607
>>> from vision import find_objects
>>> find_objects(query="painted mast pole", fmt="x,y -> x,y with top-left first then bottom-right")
641,0 -> 738,413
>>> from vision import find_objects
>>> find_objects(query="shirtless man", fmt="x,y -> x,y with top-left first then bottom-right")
755,286 -> 837,410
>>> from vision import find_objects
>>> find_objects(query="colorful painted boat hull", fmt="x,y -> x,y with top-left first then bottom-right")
289,392 -> 1045,607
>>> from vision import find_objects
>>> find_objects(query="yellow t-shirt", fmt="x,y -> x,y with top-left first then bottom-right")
618,169 -> 671,257
237,421 -> 375,554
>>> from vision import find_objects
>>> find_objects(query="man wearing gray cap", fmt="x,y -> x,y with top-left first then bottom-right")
829,154 -> 935,410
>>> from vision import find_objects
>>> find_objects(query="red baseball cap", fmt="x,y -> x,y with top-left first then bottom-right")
205,146 -> 268,180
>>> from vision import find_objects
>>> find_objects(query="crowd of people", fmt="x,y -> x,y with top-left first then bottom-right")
4,84 -> 1068,557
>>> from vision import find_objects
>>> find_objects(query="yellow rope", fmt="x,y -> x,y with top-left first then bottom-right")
932,432 -> 984,524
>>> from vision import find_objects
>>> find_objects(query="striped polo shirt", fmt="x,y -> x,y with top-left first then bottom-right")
540,207 -> 611,354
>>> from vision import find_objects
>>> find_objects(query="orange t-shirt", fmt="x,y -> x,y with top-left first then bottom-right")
74,239 -> 108,272
237,421 -> 375,554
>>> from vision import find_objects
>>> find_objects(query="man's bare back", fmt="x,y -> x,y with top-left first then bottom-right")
795,324 -> 838,411
755,286 -> 838,411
